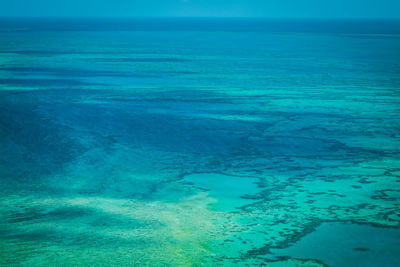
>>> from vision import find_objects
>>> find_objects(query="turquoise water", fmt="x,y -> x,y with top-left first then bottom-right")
0,19 -> 400,266
268,222 -> 400,267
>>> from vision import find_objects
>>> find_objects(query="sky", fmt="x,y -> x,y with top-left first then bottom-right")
0,0 -> 399,19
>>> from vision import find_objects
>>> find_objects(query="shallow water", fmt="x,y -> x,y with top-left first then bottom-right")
269,223 -> 400,267
0,19 -> 399,266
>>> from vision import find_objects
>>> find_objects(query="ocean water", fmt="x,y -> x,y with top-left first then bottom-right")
268,222 -> 400,267
0,19 -> 400,266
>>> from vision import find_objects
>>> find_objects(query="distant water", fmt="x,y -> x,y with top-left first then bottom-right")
0,18 -> 399,266
1,18 -> 400,34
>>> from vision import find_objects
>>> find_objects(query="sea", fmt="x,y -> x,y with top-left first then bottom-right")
0,18 -> 400,266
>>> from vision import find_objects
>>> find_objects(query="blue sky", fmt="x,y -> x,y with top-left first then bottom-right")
0,0 -> 399,18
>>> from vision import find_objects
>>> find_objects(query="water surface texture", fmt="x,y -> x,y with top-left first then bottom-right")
0,19 -> 400,266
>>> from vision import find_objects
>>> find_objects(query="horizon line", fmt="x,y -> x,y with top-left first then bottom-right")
1,16 -> 400,20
